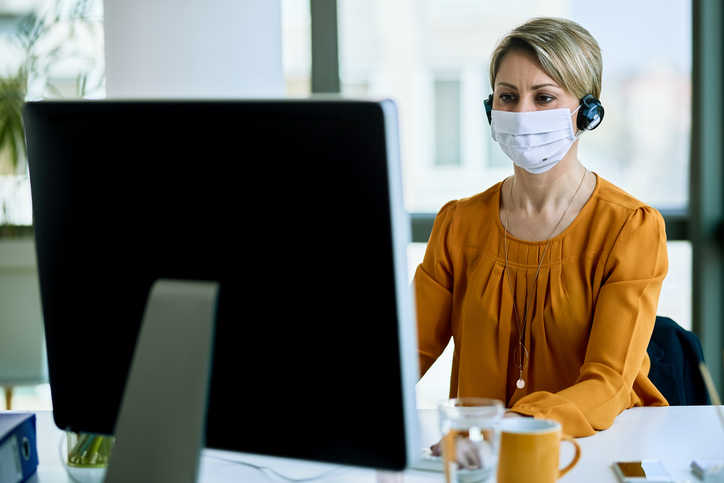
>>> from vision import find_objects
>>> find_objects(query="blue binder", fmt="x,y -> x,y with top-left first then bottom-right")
0,413 -> 38,483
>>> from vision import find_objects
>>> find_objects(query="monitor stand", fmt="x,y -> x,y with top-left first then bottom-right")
104,279 -> 219,483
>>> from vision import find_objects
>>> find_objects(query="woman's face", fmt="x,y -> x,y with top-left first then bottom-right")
493,49 -> 580,122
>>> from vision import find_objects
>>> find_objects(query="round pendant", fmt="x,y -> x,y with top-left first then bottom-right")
516,378 -> 525,389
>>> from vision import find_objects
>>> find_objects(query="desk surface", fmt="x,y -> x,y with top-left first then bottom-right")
12,406 -> 724,482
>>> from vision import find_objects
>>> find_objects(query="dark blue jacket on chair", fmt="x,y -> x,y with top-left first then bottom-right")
646,316 -> 711,406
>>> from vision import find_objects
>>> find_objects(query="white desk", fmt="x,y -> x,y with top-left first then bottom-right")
13,407 -> 724,482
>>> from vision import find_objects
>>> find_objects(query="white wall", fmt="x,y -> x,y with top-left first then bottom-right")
0,239 -> 47,386
103,0 -> 284,98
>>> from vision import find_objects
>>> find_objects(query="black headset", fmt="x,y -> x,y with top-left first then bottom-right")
484,93 -> 605,131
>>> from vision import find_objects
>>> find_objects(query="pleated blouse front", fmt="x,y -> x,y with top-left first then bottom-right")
414,174 -> 669,437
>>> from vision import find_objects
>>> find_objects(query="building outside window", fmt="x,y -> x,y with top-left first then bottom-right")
434,78 -> 461,166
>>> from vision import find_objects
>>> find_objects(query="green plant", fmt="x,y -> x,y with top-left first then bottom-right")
0,0 -> 102,229
0,0 -> 102,175
0,75 -> 25,176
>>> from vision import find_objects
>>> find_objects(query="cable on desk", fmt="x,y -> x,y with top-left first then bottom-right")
202,453 -> 353,482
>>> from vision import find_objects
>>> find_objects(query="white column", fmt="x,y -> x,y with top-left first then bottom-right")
103,0 -> 284,98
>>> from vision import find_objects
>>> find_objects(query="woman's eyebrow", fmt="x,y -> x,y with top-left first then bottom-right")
496,82 -> 518,90
495,82 -> 561,90
531,83 -> 559,90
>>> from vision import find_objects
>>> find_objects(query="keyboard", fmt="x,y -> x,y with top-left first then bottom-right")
411,448 -> 443,472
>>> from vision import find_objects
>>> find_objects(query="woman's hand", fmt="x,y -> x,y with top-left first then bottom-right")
503,411 -> 524,418
430,412 -> 525,457
429,438 -> 484,469
430,440 -> 442,457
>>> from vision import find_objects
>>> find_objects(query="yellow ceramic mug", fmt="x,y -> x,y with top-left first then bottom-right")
497,418 -> 580,483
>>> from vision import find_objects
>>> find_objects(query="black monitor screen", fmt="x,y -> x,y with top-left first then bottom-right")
24,99 -> 418,470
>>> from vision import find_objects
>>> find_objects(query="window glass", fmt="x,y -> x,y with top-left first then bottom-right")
434,79 -> 462,166
344,0 -> 692,328
374,1 -> 694,404
338,0 -> 691,213
571,1 -> 691,211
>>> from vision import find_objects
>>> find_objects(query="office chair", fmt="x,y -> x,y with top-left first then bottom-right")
646,315 -> 710,406
0,239 -> 48,409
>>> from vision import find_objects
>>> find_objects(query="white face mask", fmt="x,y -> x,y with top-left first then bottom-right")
490,107 -> 582,174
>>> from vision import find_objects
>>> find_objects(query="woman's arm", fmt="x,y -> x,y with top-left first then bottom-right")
414,200 -> 457,378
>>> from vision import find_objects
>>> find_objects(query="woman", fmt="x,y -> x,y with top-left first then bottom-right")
416,17 -> 668,439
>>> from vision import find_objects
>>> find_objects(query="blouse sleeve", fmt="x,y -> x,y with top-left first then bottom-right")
509,206 -> 669,437
414,200 -> 457,378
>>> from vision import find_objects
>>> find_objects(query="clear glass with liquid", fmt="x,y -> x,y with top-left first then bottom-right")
438,398 -> 505,483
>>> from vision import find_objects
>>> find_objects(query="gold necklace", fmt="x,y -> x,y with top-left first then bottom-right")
503,168 -> 587,390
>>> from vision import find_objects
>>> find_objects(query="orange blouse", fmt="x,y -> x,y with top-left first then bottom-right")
414,174 -> 668,437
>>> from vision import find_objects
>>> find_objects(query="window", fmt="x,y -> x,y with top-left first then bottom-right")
338,0 -> 691,214
434,79 -> 461,166
336,0 -> 694,403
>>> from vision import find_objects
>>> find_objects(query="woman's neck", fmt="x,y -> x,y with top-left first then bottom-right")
500,144 -> 597,242
509,150 -> 586,215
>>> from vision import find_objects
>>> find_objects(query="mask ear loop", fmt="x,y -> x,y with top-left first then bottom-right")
572,105 -> 583,136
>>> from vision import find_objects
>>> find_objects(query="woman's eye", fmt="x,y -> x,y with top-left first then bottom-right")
499,94 -> 516,103
537,95 -> 555,103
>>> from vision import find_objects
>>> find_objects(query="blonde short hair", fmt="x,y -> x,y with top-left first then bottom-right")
489,17 -> 603,100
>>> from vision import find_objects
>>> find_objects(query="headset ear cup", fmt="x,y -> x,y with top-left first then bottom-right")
577,95 -> 604,131
484,94 -> 493,125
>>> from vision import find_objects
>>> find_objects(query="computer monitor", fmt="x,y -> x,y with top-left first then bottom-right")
23,99 -> 420,473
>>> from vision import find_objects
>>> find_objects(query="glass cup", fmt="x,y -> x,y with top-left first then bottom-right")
438,397 -> 505,483
67,431 -> 114,468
